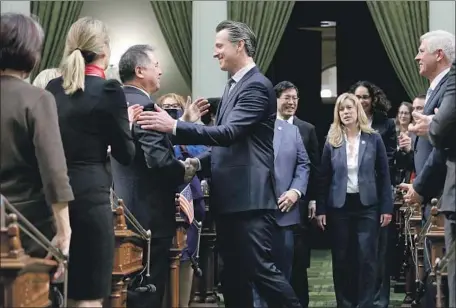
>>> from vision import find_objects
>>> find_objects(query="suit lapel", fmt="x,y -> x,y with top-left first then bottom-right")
424,73 -> 449,114
217,67 -> 259,124
358,133 -> 367,168
274,122 -> 283,162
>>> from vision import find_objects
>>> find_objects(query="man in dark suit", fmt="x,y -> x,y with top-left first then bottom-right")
399,30 -> 454,307
400,30 -> 454,210
253,119 -> 310,307
110,44 -> 196,308
137,20 -> 302,307
273,81 -> 320,307
429,59 -> 456,308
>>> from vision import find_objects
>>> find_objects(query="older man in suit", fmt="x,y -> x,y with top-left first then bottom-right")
273,81 -> 320,308
429,59 -> 456,308
110,44 -> 196,308
401,30 -> 455,209
253,119 -> 310,307
137,20 -> 302,308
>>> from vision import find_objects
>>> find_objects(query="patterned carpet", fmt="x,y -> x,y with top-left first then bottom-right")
193,249 -> 405,307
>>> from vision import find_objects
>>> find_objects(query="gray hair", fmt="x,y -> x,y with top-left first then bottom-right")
105,64 -> 121,83
32,68 -> 61,89
216,20 -> 257,58
420,30 -> 455,63
118,44 -> 154,83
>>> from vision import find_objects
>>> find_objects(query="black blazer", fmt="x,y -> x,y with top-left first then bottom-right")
429,60 -> 456,214
371,113 -> 397,185
46,76 -> 134,203
173,66 -> 277,214
110,87 -> 185,238
292,117 -> 320,203
413,72 -> 449,201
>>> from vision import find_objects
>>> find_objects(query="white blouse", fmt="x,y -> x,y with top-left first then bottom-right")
345,133 -> 361,193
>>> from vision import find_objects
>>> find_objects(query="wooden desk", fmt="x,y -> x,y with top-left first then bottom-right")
1,214 -> 57,308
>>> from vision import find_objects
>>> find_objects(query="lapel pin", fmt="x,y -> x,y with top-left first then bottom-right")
361,140 -> 366,144
278,126 -> 282,130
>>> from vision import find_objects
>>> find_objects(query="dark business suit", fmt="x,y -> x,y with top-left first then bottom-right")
173,66 -> 301,307
110,86 -> 185,308
413,72 -> 450,205
429,59 -> 456,308
370,114 -> 397,308
291,117 -> 320,308
318,132 -> 392,308
253,120 -> 310,308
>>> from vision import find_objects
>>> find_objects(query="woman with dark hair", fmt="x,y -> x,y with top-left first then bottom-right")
45,17 -> 135,307
0,13 -> 73,271
349,80 -> 396,308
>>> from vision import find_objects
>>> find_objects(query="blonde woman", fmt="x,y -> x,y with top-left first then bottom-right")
316,93 -> 393,308
45,17 -> 135,307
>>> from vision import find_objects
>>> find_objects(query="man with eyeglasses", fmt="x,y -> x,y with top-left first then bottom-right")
274,81 -> 321,308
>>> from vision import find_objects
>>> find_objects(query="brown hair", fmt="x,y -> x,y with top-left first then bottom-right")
0,13 -> 44,73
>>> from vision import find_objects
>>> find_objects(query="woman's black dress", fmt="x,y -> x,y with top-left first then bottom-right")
46,76 -> 135,300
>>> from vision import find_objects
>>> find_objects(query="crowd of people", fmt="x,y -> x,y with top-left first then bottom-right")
1,11 -> 455,308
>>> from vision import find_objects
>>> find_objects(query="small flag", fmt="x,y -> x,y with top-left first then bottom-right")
179,184 -> 194,224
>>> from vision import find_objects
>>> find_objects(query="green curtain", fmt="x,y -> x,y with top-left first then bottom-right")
228,1 -> 295,74
30,1 -> 83,80
367,1 -> 429,100
150,1 -> 192,89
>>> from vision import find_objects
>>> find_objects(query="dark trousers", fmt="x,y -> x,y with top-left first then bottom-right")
373,220 -> 395,308
127,237 -> 173,308
445,216 -> 456,308
217,210 -> 301,308
253,225 -> 295,307
329,194 -> 379,308
291,228 -> 310,308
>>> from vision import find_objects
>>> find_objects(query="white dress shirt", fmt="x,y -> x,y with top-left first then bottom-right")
345,132 -> 361,193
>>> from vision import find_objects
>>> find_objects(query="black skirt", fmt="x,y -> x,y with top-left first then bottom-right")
67,201 -> 114,300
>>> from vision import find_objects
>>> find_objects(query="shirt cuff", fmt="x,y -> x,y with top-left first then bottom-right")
308,200 -> 316,206
291,189 -> 302,198
195,158 -> 202,171
172,119 -> 178,135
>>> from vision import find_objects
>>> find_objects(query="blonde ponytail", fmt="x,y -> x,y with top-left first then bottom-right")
59,17 -> 110,95
61,49 -> 86,95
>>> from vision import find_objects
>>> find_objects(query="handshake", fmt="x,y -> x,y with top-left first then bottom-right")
182,158 -> 199,183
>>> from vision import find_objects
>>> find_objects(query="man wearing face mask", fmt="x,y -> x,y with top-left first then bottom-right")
110,44 -> 198,308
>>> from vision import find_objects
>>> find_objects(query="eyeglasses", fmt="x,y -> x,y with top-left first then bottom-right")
355,95 -> 370,100
280,96 -> 299,102
398,111 -> 410,116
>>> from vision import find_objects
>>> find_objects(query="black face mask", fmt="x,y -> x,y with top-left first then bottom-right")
165,108 -> 179,120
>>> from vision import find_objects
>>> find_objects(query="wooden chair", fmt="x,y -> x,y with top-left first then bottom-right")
434,240 -> 455,308
1,213 -> 57,308
105,197 -> 149,308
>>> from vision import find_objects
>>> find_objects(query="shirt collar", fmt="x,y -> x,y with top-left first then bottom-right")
276,113 -> 294,124
430,67 -> 450,90
231,62 -> 256,83
123,85 -> 150,99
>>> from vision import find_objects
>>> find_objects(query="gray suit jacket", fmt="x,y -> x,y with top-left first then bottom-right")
317,132 -> 393,215
429,60 -> 456,214
413,72 -> 449,201
274,120 -> 310,227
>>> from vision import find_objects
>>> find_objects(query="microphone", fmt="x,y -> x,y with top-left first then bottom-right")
135,284 -> 157,293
